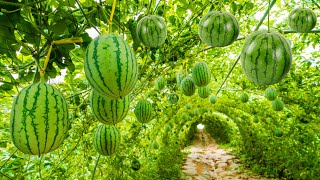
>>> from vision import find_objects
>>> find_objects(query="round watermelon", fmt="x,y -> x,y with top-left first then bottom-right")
90,90 -> 130,124
180,77 -> 196,96
192,62 -> 211,87
198,11 -> 239,47
134,100 -> 153,123
240,30 -> 292,85
167,93 -> 179,104
137,15 -> 167,48
272,99 -> 284,111
289,8 -> 317,33
84,34 -> 138,99
198,86 -> 210,98
240,93 -> 249,103
186,104 -> 192,109
155,76 -> 166,91
93,124 -> 121,156
209,95 -> 217,104
10,83 -> 68,155
264,87 -> 277,101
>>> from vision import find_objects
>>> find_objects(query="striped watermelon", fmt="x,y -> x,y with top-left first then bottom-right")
289,8 -> 317,33
137,15 -> 167,48
209,95 -> 217,104
134,100 -> 153,123
84,34 -> 138,99
240,93 -> 249,103
167,93 -> 179,104
240,30 -> 292,85
198,11 -> 239,47
176,70 -> 187,86
272,99 -> 284,111
93,124 -> 121,156
264,87 -> 277,101
180,77 -> 196,96
192,62 -> 211,87
155,76 -> 166,91
198,86 -> 210,98
10,83 -> 68,155
90,90 -> 130,124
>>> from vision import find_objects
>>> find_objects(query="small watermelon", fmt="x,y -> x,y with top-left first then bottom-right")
198,11 -> 240,47
181,113 -> 189,120
240,93 -> 249,103
192,62 -> 211,87
264,87 -> 277,101
273,128 -> 283,137
198,86 -> 210,98
186,104 -> 192,109
289,8 -> 317,33
131,159 -> 141,171
136,15 -> 167,48
176,70 -> 187,86
253,115 -> 260,123
240,30 -> 292,85
134,100 -> 153,123
272,99 -> 284,111
155,76 -> 166,90
167,93 -> 179,104
181,77 -> 196,96
152,141 -> 159,149
209,95 -> 217,104
93,124 -> 121,156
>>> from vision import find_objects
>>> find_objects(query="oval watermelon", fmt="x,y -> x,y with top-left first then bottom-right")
84,34 -> 138,99
192,62 -> 211,87
10,83 -> 68,155
198,11 -> 239,47
155,76 -> 166,91
93,124 -> 121,156
134,100 -> 153,123
180,77 -> 196,96
264,87 -> 277,101
209,95 -> 217,104
198,86 -> 210,98
137,15 -> 167,48
167,93 -> 179,104
90,90 -> 130,124
289,8 -> 317,33
240,30 -> 292,85
272,99 -> 284,111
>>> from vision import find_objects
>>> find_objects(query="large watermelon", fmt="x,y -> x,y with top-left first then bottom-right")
155,76 -> 166,91
240,30 -> 292,85
198,11 -> 239,47
176,70 -> 187,86
10,83 -> 68,155
136,15 -> 167,48
289,8 -> 317,33
264,87 -> 277,101
84,34 -> 138,99
134,100 -> 153,123
180,77 -> 196,96
198,86 -> 210,98
93,124 -> 121,156
192,62 -> 211,87
167,93 -> 179,104
90,90 -> 130,124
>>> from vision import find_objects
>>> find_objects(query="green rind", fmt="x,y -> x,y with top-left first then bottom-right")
93,124 -> 121,156
192,62 -> 211,87
90,91 -> 130,125
198,86 -> 210,98
155,76 -> 166,90
84,34 -> 138,99
198,11 -> 240,47
209,95 -> 217,104
167,93 -> 179,104
240,30 -> 292,85
289,8 -> 317,33
180,77 -> 196,96
264,87 -> 277,101
240,93 -> 249,103
272,99 -> 284,111
10,83 -> 68,155
137,15 -> 167,48
134,100 -> 153,123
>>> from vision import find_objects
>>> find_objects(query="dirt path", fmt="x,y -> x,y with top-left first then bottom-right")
181,129 -> 267,180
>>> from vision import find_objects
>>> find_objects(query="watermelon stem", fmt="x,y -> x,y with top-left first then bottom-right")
91,154 -> 101,180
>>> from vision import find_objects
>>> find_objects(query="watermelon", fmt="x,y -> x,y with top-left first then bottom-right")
131,159 -> 141,171
176,70 -> 187,86
136,15 -> 167,48
193,109 -> 200,116
273,128 -> 283,137
164,124 -> 172,132
253,115 -> 259,123
289,8 -> 317,33
240,93 -> 249,103
152,141 -> 159,149
134,100 -> 153,123
192,62 -> 211,87
155,76 -> 166,90
10,83 -> 68,155
181,113 -> 189,120
180,77 -> 196,96
198,86 -> 210,98
84,34 -> 138,99
93,124 -> 121,156
90,90 -> 130,124
240,30 -> 292,85
186,104 -> 192,109
198,11 -> 239,47
264,87 -> 277,101
209,95 -> 217,104
167,93 -> 179,104
272,99 -> 284,111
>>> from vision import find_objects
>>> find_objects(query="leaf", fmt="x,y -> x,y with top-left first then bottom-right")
0,83 -> 14,91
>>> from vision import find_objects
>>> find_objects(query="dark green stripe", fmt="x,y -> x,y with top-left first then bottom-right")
43,84 -> 50,154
